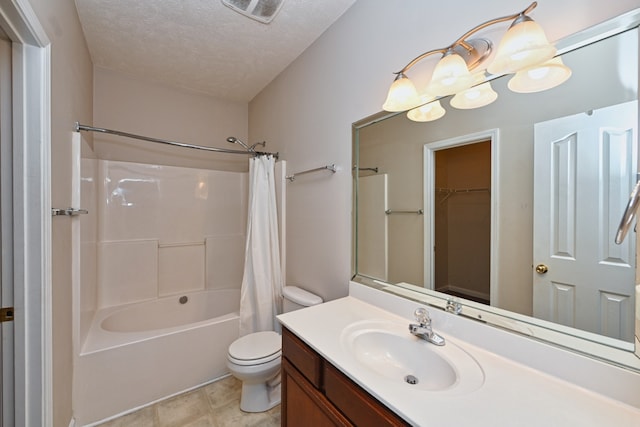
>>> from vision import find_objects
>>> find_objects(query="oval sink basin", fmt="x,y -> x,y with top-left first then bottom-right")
341,320 -> 484,394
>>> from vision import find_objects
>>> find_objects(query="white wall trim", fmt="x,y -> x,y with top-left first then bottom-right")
0,0 -> 51,426
423,129 -> 500,304
0,0 -> 49,46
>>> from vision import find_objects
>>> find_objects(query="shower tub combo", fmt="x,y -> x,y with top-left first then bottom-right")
72,129 -> 285,425
73,288 -> 240,426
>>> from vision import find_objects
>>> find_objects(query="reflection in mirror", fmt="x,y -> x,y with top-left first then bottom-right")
353,12 -> 640,368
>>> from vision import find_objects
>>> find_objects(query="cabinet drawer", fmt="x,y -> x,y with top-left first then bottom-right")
282,327 -> 323,388
324,363 -> 409,427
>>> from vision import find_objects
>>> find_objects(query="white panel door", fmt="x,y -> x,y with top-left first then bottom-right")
533,101 -> 637,341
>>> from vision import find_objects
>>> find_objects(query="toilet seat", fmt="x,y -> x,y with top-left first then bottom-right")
228,331 -> 282,366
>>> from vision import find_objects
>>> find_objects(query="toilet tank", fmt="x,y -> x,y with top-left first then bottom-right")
282,286 -> 323,312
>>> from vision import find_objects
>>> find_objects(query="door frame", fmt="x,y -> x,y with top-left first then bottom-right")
423,129 -> 500,305
0,0 -> 52,426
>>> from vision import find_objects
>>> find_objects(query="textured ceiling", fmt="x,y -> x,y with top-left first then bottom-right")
75,0 -> 357,102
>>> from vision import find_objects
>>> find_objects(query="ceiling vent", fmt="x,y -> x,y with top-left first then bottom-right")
221,0 -> 285,24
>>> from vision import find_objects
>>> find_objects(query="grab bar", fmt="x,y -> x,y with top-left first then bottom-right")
52,208 -> 88,217
352,166 -> 379,173
615,175 -> 640,244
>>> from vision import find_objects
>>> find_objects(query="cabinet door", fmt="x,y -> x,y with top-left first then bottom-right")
324,364 -> 409,427
282,358 -> 352,427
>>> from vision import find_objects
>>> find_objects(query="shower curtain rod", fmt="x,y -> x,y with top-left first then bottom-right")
74,122 -> 279,159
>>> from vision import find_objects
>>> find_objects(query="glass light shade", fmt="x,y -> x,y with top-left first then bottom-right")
450,82 -> 498,109
508,56 -> 572,93
487,18 -> 557,75
382,75 -> 421,112
428,53 -> 474,97
407,99 -> 446,122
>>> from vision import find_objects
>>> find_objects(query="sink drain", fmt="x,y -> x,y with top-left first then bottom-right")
404,374 -> 419,385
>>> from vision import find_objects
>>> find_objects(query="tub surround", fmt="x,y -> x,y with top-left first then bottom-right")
277,282 -> 640,426
96,160 -> 248,307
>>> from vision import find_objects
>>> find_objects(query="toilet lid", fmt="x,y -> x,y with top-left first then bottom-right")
229,331 -> 281,362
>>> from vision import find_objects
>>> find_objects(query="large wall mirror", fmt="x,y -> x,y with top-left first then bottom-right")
352,9 -> 640,370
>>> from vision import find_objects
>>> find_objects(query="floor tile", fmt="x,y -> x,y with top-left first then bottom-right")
203,376 -> 242,410
98,377 -> 281,427
213,402 -> 280,427
97,405 -> 156,427
176,413 -> 217,427
156,389 -> 211,427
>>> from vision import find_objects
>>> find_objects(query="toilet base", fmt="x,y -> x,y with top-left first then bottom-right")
240,380 -> 281,412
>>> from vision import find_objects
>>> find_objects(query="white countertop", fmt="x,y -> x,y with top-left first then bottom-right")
278,291 -> 640,427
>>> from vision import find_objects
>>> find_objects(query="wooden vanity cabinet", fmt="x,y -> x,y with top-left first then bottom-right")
282,327 -> 409,427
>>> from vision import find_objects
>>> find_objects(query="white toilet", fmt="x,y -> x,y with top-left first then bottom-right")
227,285 -> 323,412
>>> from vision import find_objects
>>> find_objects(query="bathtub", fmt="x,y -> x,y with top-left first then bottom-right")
74,288 -> 240,426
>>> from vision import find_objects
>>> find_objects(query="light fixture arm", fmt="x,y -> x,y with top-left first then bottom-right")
393,1 -> 538,76
450,2 -> 537,47
393,48 -> 448,75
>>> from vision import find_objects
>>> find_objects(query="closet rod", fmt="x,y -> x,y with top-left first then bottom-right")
436,187 -> 490,193
286,164 -> 337,182
385,209 -> 424,215
437,187 -> 490,204
74,122 -> 279,159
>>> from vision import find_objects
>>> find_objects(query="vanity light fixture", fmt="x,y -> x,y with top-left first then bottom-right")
406,96 -> 446,122
428,49 -> 475,97
382,2 -> 567,121
450,72 -> 498,109
382,73 -> 421,112
487,11 -> 557,75
507,56 -> 572,93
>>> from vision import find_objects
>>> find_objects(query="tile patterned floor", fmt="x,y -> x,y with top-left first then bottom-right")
97,376 -> 280,427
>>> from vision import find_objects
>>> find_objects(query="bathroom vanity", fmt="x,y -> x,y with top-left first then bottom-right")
282,326 -> 408,426
277,282 -> 640,426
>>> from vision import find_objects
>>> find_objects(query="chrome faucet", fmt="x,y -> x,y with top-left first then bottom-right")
409,308 -> 445,346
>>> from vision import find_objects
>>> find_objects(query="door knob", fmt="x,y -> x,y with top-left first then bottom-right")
535,264 -> 549,274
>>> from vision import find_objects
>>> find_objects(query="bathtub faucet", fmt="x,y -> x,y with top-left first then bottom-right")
409,308 -> 445,346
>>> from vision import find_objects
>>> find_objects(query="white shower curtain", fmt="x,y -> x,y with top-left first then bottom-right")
239,155 -> 283,336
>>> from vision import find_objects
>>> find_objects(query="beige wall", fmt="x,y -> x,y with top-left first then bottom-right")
93,68 -> 249,172
358,119 -> 424,285
249,0 -> 640,303
27,0 -> 93,425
